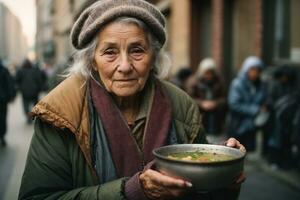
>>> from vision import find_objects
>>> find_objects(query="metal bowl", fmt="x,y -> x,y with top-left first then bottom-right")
153,144 -> 246,191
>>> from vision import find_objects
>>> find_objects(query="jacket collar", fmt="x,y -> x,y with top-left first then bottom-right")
31,75 -> 95,176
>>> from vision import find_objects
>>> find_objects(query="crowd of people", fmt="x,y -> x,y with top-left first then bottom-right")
172,56 -> 300,170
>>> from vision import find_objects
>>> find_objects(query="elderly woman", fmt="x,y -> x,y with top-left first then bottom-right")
19,1 -> 245,200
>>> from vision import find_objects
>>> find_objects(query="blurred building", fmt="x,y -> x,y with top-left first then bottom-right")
0,2 -> 28,65
52,0 -> 74,64
35,0 -> 96,65
36,0 -> 73,65
149,0 -> 300,85
36,0 -> 54,64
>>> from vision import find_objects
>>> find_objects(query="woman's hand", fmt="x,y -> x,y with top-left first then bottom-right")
224,137 -> 246,152
224,138 -> 246,187
139,169 -> 192,200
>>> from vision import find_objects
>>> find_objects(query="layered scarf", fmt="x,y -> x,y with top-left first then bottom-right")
90,77 -> 172,180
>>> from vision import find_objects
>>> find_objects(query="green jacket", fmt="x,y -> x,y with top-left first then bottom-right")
19,75 -> 206,200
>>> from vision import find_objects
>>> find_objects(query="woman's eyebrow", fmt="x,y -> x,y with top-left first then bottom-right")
128,41 -> 147,48
98,42 -> 118,50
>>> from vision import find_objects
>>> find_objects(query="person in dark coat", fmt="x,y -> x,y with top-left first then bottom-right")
16,59 -> 43,124
267,65 -> 299,168
0,59 -> 15,146
195,58 -> 226,135
227,56 -> 268,152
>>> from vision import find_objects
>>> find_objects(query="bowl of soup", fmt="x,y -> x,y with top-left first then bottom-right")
153,144 -> 246,191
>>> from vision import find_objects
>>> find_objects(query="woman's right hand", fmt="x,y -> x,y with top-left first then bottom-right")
139,169 -> 192,200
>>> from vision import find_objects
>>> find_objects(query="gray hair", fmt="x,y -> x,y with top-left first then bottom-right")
66,17 -> 171,80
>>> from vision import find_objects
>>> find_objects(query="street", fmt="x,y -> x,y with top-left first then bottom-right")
240,158 -> 300,199
0,95 -> 300,200
0,95 -> 33,200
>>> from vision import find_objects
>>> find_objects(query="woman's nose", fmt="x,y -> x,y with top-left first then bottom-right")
117,54 -> 132,74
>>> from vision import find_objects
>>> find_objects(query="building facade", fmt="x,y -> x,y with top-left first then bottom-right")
36,0 -> 54,64
0,2 -> 28,65
149,0 -> 300,84
35,0 -> 97,65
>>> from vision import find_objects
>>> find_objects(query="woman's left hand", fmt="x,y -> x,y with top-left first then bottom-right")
224,137 -> 246,152
224,137 -> 246,187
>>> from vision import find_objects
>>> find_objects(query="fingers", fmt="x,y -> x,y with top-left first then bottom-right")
229,172 -> 246,189
140,169 -> 191,200
141,169 -> 192,188
225,138 -> 246,152
236,172 -> 246,184
225,138 -> 238,147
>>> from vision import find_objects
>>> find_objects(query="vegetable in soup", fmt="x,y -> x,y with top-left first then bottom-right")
167,151 -> 235,162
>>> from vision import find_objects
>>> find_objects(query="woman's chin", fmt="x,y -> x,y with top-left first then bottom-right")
111,87 -> 140,98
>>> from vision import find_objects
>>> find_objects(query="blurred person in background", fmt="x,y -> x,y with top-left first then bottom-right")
267,65 -> 299,169
171,67 -> 197,97
0,58 -> 16,146
195,58 -> 226,136
34,61 -> 49,92
47,57 -> 74,90
227,56 -> 268,152
16,59 -> 43,124
19,1 -> 245,199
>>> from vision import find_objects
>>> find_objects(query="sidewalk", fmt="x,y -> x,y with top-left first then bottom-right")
0,95 -> 34,200
240,152 -> 300,200
246,131 -> 300,192
247,152 -> 300,192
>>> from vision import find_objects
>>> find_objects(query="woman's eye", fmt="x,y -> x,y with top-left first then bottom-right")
103,49 -> 117,55
130,48 -> 144,56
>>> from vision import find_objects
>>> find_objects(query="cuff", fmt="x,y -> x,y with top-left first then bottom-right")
143,160 -> 156,171
124,172 -> 148,200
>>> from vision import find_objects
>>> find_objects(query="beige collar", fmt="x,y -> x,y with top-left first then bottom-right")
31,75 -> 97,180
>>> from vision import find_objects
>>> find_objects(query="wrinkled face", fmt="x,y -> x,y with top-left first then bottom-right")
94,22 -> 153,97
247,67 -> 261,81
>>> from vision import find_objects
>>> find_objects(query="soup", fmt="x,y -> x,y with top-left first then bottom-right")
167,151 -> 235,162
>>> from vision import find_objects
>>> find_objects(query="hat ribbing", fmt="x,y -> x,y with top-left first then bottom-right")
71,0 -> 166,50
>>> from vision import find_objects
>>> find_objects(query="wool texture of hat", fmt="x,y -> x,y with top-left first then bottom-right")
71,0 -> 166,50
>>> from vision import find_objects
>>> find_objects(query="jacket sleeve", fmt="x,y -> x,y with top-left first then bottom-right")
19,119 -> 126,200
228,80 -> 260,117
189,99 -> 208,144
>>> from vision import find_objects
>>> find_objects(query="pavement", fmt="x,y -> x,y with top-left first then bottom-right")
0,96 -> 300,200
239,154 -> 300,200
0,95 -> 33,200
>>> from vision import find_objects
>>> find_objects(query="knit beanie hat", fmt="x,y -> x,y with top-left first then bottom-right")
71,0 -> 166,50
